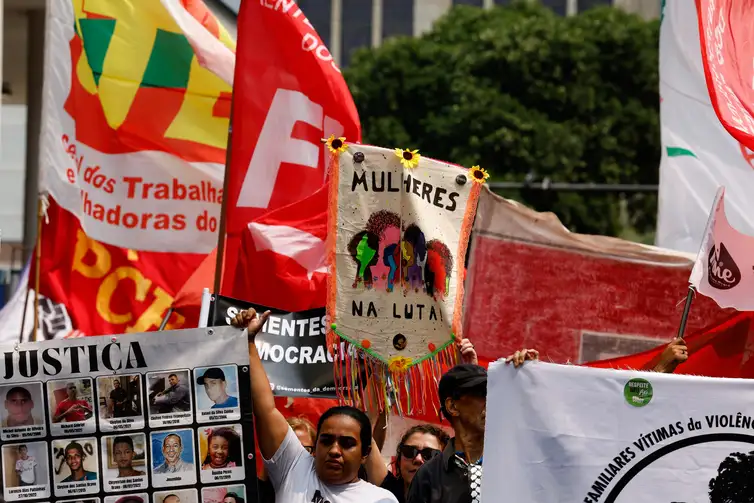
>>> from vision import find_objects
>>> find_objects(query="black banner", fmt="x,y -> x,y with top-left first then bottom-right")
209,296 -> 342,398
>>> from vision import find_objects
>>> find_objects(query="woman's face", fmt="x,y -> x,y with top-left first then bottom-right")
399,432 -> 442,485
209,435 -> 229,467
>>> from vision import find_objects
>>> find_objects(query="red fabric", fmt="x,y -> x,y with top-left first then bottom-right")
464,236 -> 730,365
219,1 -> 361,297
697,0 -> 754,150
232,184 -> 329,311
172,247 -> 219,310
34,200 -> 201,335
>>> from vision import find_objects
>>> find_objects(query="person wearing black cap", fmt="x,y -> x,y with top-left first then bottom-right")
197,368 -> 238,409
406,348 -> 539,503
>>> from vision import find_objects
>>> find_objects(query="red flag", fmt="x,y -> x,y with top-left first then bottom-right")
232,184 -> 329,312
220,1 -> 361,296
585,312 -> 754,378
697,0 -> 754,150
36,199 -> 201,336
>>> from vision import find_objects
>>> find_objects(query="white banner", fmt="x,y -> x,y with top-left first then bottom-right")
0,326 -> 254,502
657,1 -> 754,253
482,361 -> 754,502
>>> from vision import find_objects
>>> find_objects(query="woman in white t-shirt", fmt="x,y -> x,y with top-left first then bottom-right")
232,309 -> 397,503
15,445 -> 37,486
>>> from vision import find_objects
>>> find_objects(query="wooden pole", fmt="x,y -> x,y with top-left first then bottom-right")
32,197 -> 43,342
213,92 -> 235,296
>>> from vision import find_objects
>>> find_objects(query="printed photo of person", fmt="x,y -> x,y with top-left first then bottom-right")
197,425 -> 244,484
148,372 -> 191,415
104,494 -> 147,503
97,376 -> 143,430
153,489 -> 197,503
102,434 -> 147,491
59,499 -> 99,503
0,384 -> 45,434
200,485 -> 245,503
2,442 -> 50,498
198,425 -> 243,470
47,379 -> 95,436
150,430 -> 196,488
53,439 -> 98,483
194,367 -> 239,410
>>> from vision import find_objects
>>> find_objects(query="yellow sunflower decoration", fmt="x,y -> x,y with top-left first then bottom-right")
326,135 -> 348,154
469,165 -> 490,184
395,148 -> 421,169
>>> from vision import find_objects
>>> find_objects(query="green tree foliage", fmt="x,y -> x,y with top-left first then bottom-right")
344,2 -> 660,238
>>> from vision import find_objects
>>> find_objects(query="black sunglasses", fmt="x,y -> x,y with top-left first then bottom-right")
399,444 -> 441,461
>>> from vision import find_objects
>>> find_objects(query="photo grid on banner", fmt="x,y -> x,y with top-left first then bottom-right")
0,326 -> 257,503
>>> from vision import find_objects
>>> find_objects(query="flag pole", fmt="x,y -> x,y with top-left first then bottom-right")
32,196 -> 44,342
676,286 -> 695,339
213,92 -> 236,296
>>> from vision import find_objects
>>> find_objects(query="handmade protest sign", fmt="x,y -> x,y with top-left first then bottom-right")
482,361 -> 754,502
0,327 -> 257,503
326,143 -> 483,411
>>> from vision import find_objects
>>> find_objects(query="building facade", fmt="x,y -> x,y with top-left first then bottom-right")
216,0 -> 660,66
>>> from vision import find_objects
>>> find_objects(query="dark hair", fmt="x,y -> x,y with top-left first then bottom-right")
394,425 -> 450,479
162,494 -> 179,503
17,444 -> 27,452
202,427 -> 242,467
112,436 -> 134,451
168,374 -> 178,380
709,451 -> 754,502
223,492 -> 244,503
163,433 -> 182,448
6,387 -> 31,401
65,441 -> 85,459
316,406 -> 372,456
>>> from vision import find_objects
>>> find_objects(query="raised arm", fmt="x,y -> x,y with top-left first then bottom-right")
232,309 -> 290,460
365,410 -> 389,486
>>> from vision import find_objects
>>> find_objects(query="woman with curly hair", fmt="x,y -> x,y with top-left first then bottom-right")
365,417 -> 450,503
201,427 -> 242,470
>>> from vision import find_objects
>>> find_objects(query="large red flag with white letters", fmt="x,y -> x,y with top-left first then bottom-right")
220,0 -> 361,296
232,184 -> 328,311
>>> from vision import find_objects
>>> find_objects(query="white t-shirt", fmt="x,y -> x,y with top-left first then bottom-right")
264,427 -> 398,503
15,457 -> 37,484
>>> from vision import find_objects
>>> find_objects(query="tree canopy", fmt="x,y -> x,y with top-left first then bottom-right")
344,2 -> 660,239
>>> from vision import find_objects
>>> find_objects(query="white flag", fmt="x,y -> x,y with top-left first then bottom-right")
482,361 -> 754,502
657,1 -> 754,253
689,187 -> 754,310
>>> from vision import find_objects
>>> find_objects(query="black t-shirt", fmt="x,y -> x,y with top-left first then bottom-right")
109,388 -> 129,416
380,471 -> 406,503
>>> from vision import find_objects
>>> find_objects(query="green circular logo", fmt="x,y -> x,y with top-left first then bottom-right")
624,378 -> 653,407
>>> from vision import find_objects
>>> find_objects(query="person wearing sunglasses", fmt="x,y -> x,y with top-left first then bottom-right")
407,348 -> 539,503
365,338 -> 478,502
365,422 -> 449,503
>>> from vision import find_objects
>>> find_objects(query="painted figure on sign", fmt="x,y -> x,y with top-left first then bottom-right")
425,240 -> 453,300
348,231 -> 379,288
365,211 -> 401,291
403,224 -> 427,291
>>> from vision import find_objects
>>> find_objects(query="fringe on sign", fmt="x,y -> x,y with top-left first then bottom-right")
329,338 -> 459,417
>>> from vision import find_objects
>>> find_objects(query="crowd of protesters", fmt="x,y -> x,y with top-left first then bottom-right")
231,309 -> 688,503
